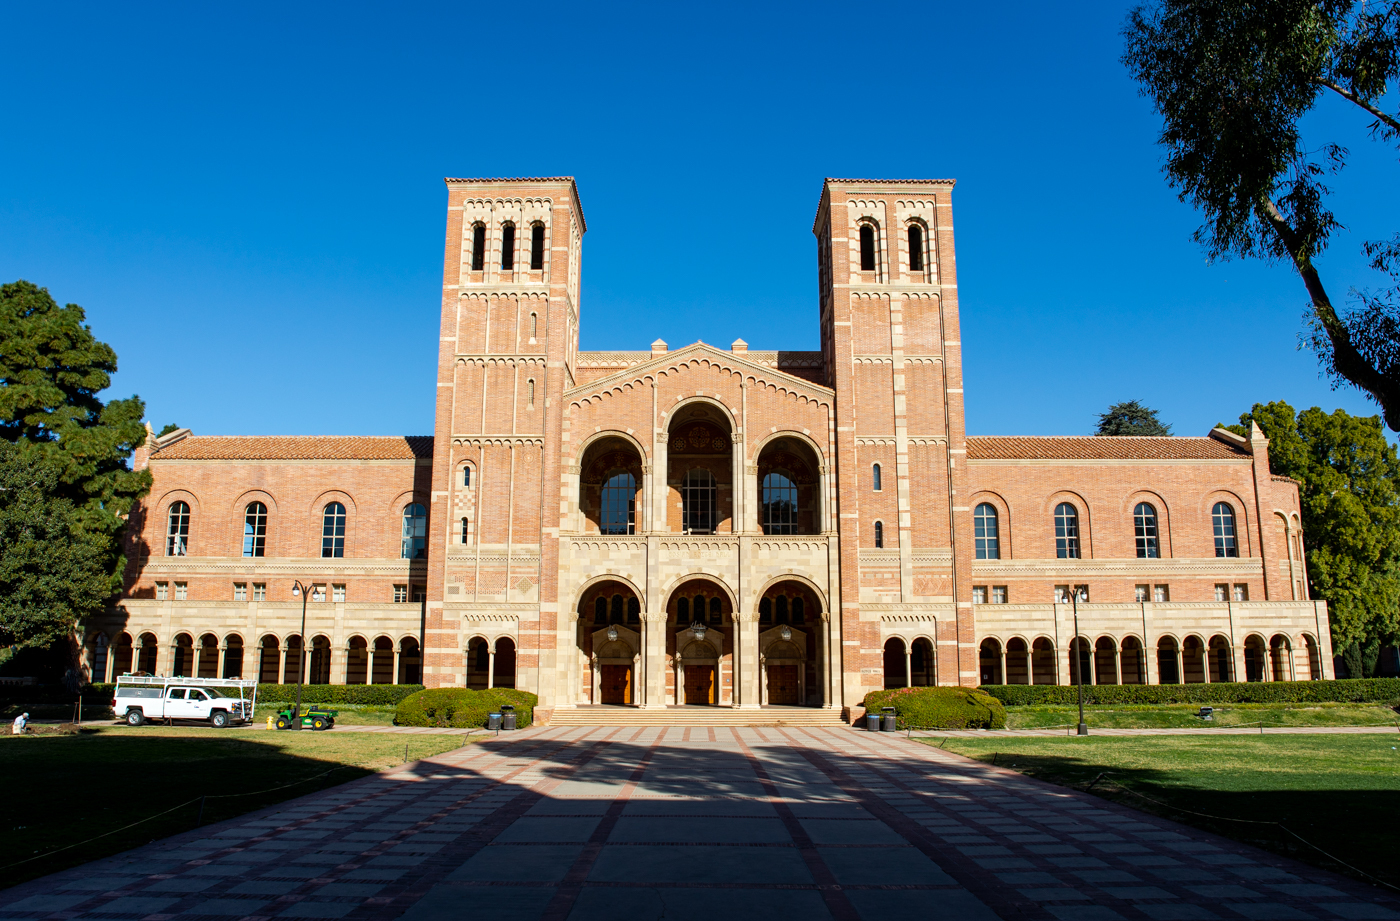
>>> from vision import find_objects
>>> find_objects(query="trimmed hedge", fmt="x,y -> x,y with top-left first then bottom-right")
980,678 -> 1400,707
862,686 -> 1007,730
395,688 -> 539,728
0,683 -> 425,707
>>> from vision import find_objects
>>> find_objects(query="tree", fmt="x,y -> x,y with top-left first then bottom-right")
0,281 -> 150,589
1096,400 -> 1173,435
1229,401 -> 1400,673
0,445 -> 110,648
1123,1 -> 1400,429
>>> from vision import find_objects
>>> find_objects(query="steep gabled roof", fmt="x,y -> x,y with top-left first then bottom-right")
966,435 -> 1249,461
154,436 -> 433,461
566,341 -> 833,399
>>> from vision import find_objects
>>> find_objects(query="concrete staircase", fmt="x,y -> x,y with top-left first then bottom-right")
544,705 -> 849,728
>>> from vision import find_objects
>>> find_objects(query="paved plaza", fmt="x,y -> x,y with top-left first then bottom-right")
3,726 -> 1398,921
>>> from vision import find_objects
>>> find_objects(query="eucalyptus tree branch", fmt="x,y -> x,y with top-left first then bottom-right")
1315,79 -> 1400,135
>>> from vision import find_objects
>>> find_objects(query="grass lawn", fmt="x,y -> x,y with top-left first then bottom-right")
1003,702 -> 1400,730
0,725 -> 473,888
932,735 -> 1400,889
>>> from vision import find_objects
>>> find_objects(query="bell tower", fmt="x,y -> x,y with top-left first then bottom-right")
813,178 -> 976,701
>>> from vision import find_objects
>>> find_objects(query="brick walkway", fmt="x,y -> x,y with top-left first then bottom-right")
920,725 -> 1400,738
3,726 -> 1397,920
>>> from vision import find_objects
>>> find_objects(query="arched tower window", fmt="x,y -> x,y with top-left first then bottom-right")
460,517 -> 469,544
761,472 -> 798,535
470,223 -> 485,271
527,379 -> 535,408
401,503 -> 427,559
529,312 -> 538,339
463,466 -> 472,488
500,223 -> 515,270
874,520 -> 884,548
242,502 -> 266,558
872,463 -> 882,491
974,503 -> 999,560
1054,503 -> 1080,559
908,224 -> 924,271
1213,503 -> 1238,557
600,472 -> 636,535
682,469 -> 716,535
322,502 -> 346,558
167,501 -> 190,556
1134,503 -> 1159,558
859,223 -> 877,271
530,223 -> 546,270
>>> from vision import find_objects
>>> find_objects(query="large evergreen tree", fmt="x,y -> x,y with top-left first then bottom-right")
1230,401 -> 1400,674
1096,400 -> 1173,436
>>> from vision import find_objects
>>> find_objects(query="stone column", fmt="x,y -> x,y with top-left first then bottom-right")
1114,646 -> 1123,685
676,657 -> 685,706
998,650 -> 1006,685
653,432 -> 669,533
1202,646 -> 1211,683
905,647 -> 913,688
1175,646 -> 1183,685
217,645 -> 228,681
1144,642 -> 1158,685
393,648 -> 402,685
735,613 -> 760,709
590,655 -> 600,704
487,649 -> 496,689
759,655 -> 768,705
1088,644 -> 1098,686
105,645 -> 117,683
278,647 -> 288,685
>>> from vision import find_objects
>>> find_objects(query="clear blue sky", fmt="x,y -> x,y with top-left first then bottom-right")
2,1 -> 1396,438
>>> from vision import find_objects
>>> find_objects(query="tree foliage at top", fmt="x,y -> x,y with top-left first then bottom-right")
1096,400 -> 1173,436
1229,401 -> 1400,673
1123,0 -> 1400,429
0,281 -> 150,595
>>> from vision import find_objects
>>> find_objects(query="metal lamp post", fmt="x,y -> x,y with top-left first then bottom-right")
290,580 -> 315,725
1072,586 -> 1088,736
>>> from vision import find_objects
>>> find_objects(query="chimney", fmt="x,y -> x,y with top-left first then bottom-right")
731,338 -> 748,354
651,339 -> 668,357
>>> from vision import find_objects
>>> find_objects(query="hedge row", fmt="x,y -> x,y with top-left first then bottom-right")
395,688 -> 539,728
862,687 -> 1007,730
979,678 -> 1400,707
1,683 -> 424,706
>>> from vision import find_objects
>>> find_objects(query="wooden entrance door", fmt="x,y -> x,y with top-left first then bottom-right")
767,664 -> 799,705
683,665 -> 715,704
600,664 -> 631,705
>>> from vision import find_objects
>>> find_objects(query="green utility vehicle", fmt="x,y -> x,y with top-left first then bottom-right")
273,705 -> 338,731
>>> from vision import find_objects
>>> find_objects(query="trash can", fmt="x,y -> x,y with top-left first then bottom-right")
501,704 -> 517,731
881,707 -> 897,732
487,712 -> 502,731
865,711 -> 880,731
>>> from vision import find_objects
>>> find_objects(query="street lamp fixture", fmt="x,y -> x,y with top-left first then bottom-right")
779,625 -> 792,642
289,579 -> 315,725
606,625 -> 619,642
691,621 -> 707,641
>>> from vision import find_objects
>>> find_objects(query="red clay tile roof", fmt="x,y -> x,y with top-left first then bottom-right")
154,436 -> 433,461
966,436 -> 1249,461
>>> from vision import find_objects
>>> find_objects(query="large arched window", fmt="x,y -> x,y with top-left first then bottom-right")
167,501 -> 190,556
908,224 -> 924,272
500,223 -> 515,270
762,472 -> 798,535
242,502 -> 266,558
872,463 -> 882,491
530,223 -> 546,270
1213,502 -> 1238,557
322,502 -> 346,558
1054,502 -> 1080,559
974,503 -> 999,559
1134,502 -> 1159,558
859,223 -> 877,271
470,223 -> 486,271
682,469 -> 716,534
600,472 -> 636,535
401,503 -> 427,559
874,520 -> 884,548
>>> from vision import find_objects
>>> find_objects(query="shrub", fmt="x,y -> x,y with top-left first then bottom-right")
394,687 -> 538,728
253,684 -> 423,706
979,678 -> 1400,707
861,686 -> 1007,730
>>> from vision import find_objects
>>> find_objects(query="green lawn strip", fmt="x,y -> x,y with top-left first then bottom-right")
1003,702 -> 1400,730
930,735 -> 1400,889
0,726 -> 471,887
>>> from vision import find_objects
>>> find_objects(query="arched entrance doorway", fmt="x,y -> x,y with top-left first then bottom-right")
576,579 -> 643,705
758,580 -> 822,706
666,578 -> 732,704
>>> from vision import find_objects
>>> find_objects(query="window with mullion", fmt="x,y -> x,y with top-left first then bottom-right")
600,471 -> 636,535
167,502 -> 190,556
322,502 -> 346,558
1134,502 -> 1159,558
401,503 -> 428,559
761,472 -> 798,535
682,469 -> 716,534
1212,502 -> 1238,557
242,502 -> 266,558
973,503 -> 999,559
1054,502 -> 1080,559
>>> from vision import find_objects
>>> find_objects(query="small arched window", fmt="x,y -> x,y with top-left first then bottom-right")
682,469 -> 716,534
1213,502 -> 1238,557
530,223 -> 546,270
460,517 -> 469,544
775,595 -> 789,624
628,597 -> 640,623
1134,502 -> 1159,558
529,312 -> 538,339
610,594 -> 624,624
708,596 -> 721,624
527,379 -> 535,408
792,597 -> 805,624
872,463 -> 882,491
594,596 -> 607,625
600,472 -> 636,535
167,501 -> 190,557
470,223 -> 485,271
759,597 -> 772,623
677,597 -> 689,622
762,472 -> 798,535
859,223 -> 876,271
401,503 -> 427,559
463,466 -> 472,488
321,502 -> 346,558
908,224 -> 924,272
973,503 -> 999,560
500,223 -> 515,270
874,520 -> 884,548
243,502 -> 267,558
1054,502 -> 1080,559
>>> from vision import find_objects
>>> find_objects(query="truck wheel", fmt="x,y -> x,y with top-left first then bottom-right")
210,711 -> 229,729
275,717 -> 291,730
126,709 -> 145,727
312,717 -> 327,731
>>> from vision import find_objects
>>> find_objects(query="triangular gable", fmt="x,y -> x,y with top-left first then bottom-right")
565,341 -> 833,402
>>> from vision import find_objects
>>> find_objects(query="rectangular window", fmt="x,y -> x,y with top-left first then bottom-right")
394,584 -> 408,603
972,585 -> 987,604
530,223 -> 546,270
1214,583 -> 1229,602
1054,584 -> 1070,604
253,582 -> 266,601
312,583 -> 326,602
1153,584 -> 1169,603
501,223 -> 515,270
992,586 -> 1008,604
234,582 -> 247,601
332,584 -> 346,603
174,582 -> 187,601
1074,584 -> 1090,603
412,586 -> 426,602
156,581 -> 168,601
1233,584 -> 1249,602
1135,584 -> 1149,603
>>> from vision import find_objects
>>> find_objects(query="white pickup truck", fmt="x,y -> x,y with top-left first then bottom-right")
113,676 -> 257,728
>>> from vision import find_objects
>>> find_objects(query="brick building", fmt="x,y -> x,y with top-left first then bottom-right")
89,177 -> 1333,716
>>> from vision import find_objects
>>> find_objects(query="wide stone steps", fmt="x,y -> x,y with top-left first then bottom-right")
545,706 -> 848,727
